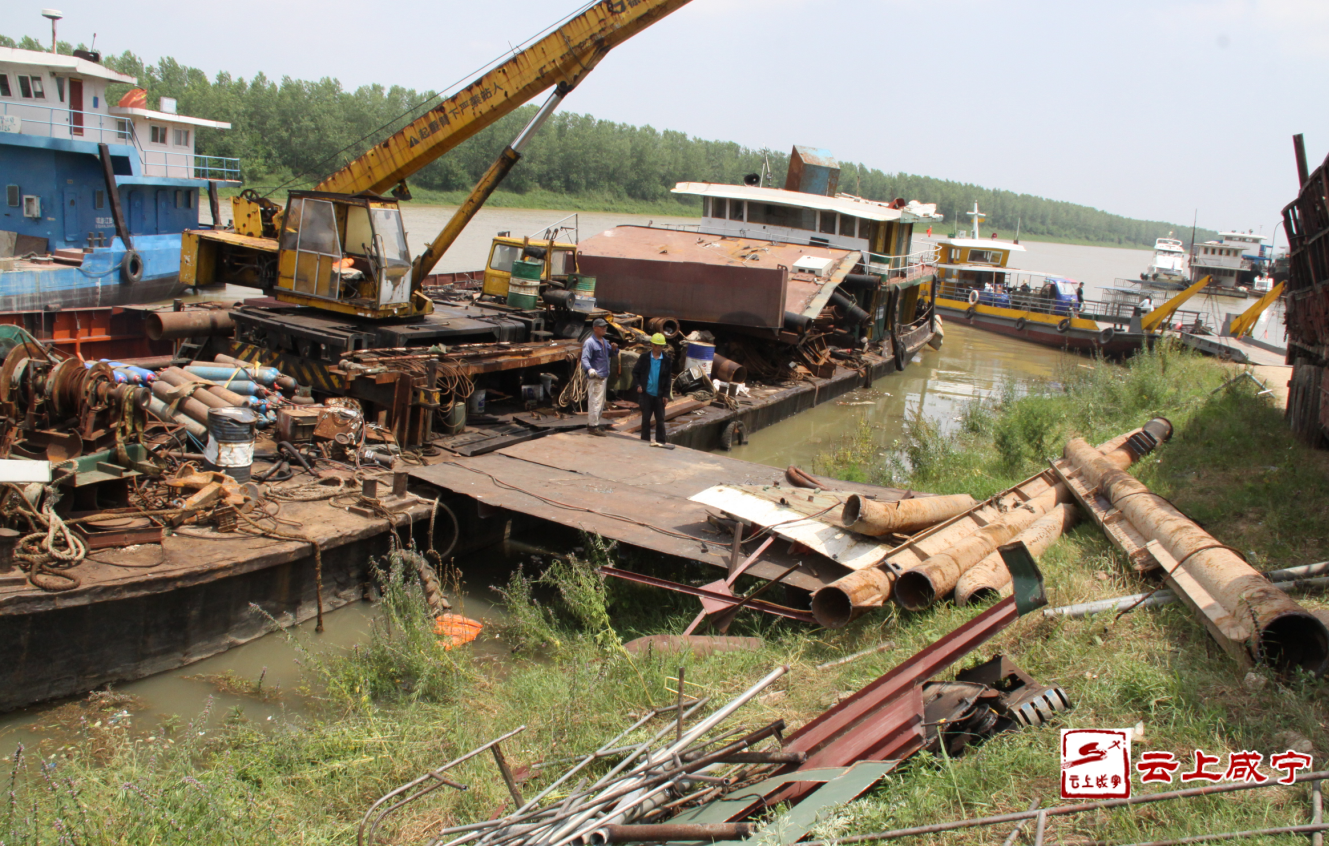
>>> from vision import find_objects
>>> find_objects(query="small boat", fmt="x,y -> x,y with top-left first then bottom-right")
0,39 -> 240,311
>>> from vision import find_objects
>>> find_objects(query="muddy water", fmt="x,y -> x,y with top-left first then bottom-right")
725,319 -> 1075,470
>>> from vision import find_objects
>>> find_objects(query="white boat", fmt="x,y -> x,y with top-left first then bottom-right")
1142,234 -> 1189,284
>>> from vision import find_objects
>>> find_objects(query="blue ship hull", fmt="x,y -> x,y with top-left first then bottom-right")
0,233 -> 187,310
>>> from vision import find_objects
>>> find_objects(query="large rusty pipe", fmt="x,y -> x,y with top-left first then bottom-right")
1063,424 -> 1328,673
811,509 -> 993,628
842,493 -> 976,537
955,503 -> 1080,605
161,367 -> 248,408
150,380 -> 213,426
894,485 -> 1067,611
157,369 -> 229,409
711,354 -> 747,384
145,309 -> 234,341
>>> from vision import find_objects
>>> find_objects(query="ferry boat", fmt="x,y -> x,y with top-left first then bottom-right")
929,203 -> 1162,355
0,44 -> 239,311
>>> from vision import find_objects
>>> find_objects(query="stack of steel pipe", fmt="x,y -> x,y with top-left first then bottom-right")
955,504 -> 1080,604
1062,422 -> 1329,674
403,666 -> 790,846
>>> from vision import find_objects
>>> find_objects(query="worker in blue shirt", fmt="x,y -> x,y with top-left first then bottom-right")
581,318 -> 618,436
632,333 -> 674,447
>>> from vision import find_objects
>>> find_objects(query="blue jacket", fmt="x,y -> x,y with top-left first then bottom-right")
581,334 -> 617,378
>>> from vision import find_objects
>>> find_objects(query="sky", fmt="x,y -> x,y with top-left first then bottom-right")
10,0 -> 1328,237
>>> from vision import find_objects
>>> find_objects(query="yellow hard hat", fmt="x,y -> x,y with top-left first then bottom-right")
651,333 -> 667,345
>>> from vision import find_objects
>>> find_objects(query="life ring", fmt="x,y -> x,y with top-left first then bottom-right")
120,249 -> 144,284
1057,318 -> 1072,333
966,304 -> 978,319
720,420 -> 746,451
1014,317 -> 1027,331
967,290 -> 980,305
1098,326 -> 1116,345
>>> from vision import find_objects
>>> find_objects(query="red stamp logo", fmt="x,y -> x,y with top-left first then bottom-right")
1061,729 -> 1132,799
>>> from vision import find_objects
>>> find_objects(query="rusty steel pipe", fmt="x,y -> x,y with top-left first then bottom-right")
955,503 -> 1081,605
812,506 -> 995,628
150,380 -> 213,426
156,369 -> 230,409
710,354 -> 747,384
145,309 -> 234,341
595,824 -> 755,844
645,316 -> 681,339
842,493 -> 976,537
894,486 -> 1067,611
161,367 -> 248,408
1063,431 -> 1329,673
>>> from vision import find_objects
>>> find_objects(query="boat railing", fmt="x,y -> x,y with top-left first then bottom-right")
647,222 -> 703,233
139,147 -> 243,182
936,279 -> 1218,331
866,245 -> 939,282
0,101 -> 131,144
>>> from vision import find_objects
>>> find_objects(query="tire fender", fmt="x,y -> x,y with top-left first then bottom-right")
966,304 -> 978,319
1098,326 -> 1116,345
1057,318 -> 1072,333
1014,317 -> 1027,331
720,420 -> 746,451
120,249 -> 144,284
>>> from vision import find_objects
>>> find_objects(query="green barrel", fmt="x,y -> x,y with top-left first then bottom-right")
573,274 -> 596,295
511,259 -> 544,281
506,278 -> 540,309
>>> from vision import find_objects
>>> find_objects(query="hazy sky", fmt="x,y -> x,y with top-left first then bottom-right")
12,0 -> 1327,237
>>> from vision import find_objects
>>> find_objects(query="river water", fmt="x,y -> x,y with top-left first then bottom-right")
0,209 -> 1271,747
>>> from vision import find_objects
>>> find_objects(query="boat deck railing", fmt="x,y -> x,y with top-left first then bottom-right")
1,101 -> 242,182
866,245 -> 938,283
935,279 -> 1215,331
1,101 -> 131,144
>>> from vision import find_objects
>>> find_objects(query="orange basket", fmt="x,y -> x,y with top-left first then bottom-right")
434,613 -> 484,650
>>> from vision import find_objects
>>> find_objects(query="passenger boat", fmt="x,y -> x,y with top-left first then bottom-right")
0,44 -> 239,311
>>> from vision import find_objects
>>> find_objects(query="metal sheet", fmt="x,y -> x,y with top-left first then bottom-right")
690,485 -> 890,571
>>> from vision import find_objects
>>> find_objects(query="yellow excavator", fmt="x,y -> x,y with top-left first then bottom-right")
180,0 -> 692,357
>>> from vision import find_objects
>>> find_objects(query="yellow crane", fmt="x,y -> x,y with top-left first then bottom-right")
1140,275 -> 1212,333
180,0 -> 693,323
1227,282 -> 1285,337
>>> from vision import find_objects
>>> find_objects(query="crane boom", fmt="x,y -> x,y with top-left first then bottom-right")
316,0 -> 693,197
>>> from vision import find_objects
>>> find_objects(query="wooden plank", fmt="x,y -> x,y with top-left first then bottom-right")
690,485 -> 891,572
610,397 -> 706,431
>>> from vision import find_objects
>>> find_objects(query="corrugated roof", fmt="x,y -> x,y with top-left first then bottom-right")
674,182 -> 945,223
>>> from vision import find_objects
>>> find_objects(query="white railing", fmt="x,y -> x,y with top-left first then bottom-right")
0,100 -> 130,144
1,101 -> 241,181
867,244 -> 939,282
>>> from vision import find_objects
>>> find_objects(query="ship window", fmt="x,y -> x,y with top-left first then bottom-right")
54,77 -> 64,102
968,249 -> 1001,264
94,190 -> 104,209
150,125 -> 167,144
17,77 -> 32,98
840,216 -> 858,238
6,185 -> 18,207
729,199 -> 744,221
488,243 -> 519,273
819,211 -> 836,235
707,197 -> 722,218
0,76 -> 10,97
173,128 -> 189,146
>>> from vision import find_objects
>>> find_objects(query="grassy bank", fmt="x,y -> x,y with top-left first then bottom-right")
8,346 -> 1329,844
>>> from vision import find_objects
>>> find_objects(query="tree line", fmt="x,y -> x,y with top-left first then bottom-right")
2,34 -> 1218,248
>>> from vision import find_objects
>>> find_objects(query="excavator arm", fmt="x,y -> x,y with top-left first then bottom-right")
1228,281 -> 1285,337
317,0 -> 693,197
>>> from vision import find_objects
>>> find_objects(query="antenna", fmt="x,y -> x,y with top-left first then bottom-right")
41,9 -> 63,53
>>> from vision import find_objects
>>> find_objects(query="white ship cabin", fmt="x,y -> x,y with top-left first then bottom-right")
1192,239 -> 1243,287
1217,230 -> 1269,260
0,46 -> 234,181
676,182 -> 941,268
109,88 -> 234,180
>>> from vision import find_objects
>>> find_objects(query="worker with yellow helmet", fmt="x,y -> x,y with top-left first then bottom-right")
632,333 -> 674,447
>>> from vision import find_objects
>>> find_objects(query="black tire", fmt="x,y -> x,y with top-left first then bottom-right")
966,304 -> 978,319
120,249 -> 144,284
1098,326 -> 1116,345
1057,318 -> 1072,333
719,420 -> 745,451
1014,317 -> 1027,331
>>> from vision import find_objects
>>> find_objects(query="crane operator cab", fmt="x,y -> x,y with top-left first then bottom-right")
275,191 -> 432,320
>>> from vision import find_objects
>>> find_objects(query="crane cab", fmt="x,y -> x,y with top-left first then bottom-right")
273,191 -> 431,319
482,235 -> 578,299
